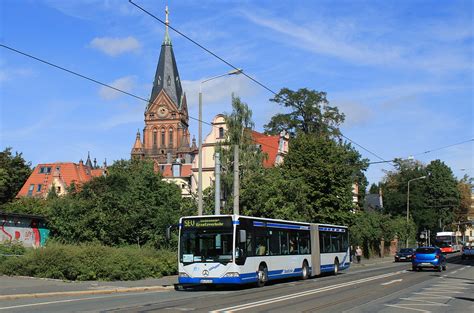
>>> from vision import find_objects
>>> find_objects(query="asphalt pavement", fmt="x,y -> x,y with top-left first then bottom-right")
1,254 -> 471,312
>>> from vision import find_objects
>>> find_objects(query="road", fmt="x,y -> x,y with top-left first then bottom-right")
1,255 -> 472,312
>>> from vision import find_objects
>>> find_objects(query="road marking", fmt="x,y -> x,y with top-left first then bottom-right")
0,291 -> 160,311
451,270 -> 458,274
399,298 -> 449,306
413,293 -> 456,298
381,279 -> 403,285
385,304 -> 431,312
211,270 -> 406,312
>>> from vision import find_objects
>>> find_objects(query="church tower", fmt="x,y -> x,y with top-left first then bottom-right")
131,6 -> 197,164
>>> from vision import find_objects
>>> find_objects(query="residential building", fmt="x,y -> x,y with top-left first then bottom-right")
16,153 -> 105,198
191,114 -> 290,193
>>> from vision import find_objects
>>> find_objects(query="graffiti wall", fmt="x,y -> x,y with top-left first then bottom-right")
0,212 -> 49,247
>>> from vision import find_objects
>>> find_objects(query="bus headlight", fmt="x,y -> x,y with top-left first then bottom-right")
224,272 -> 239,278
179,272 -> 189,278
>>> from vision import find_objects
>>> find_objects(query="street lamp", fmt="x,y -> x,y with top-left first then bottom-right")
406,175 -> 427,247
198,68 -> 243,216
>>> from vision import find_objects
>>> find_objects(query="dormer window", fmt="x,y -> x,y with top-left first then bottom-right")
167,75 -> 171,86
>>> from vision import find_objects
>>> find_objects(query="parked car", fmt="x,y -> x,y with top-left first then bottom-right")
412,247 -> 446,272
461,245 -> 474,260
394,248 -> 415,262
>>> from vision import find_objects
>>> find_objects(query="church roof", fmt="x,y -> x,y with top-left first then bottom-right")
148,12 -> 183,109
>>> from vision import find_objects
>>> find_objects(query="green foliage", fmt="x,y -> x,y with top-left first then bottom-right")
350,212 -> 416,257
0,241 -> 26,256
47,159 -> 184,248
264,88 -> 345,138
1,196 -> 51,216
242,133 -> 368,224
0,242 -> 177,281
0,147 -> 32,205
382,159 -> 460,233
218,95 -> 266,213
369,183 -> 379,194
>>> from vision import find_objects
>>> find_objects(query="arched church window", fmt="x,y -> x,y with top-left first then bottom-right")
161,128 -> 166,146
169,128 -> 173,147
153,128 -> 157,145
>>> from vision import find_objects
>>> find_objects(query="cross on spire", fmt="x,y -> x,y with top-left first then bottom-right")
163,5 -> 171,45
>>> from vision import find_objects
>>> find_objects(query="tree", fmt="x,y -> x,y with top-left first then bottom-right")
241,133 -> 368,224
218,95 -> 266,213
47,159 -> 185,248
264,88 -> 345,138
0,148 -> 32,205
369,183 -> 379,194
382,159 -> 460,234
457,175 -> 472,235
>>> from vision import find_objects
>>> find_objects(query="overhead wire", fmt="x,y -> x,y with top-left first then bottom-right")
127,0 -> 388,163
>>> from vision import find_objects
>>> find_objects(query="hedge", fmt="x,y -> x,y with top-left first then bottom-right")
0,242 -> 177,281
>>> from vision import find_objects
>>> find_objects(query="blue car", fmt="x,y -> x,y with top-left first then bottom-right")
412,247 -> 446,272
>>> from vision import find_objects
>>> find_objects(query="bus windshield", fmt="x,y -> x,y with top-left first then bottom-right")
180,229 -> 233,264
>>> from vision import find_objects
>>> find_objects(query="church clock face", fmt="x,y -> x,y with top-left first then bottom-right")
157,106 -> 168,118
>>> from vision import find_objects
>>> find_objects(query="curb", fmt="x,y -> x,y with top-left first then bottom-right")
0,285 -> 173,301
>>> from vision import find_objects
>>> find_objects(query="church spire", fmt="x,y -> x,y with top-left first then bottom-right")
149,5 -> 184,108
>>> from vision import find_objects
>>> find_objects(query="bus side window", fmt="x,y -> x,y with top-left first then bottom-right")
298,231 -> 310,254
280,230 -> 289,255
245,228 -> 254,257
289,231 -> 298,254
269,230 -> 280,255
255,228 -> 268,256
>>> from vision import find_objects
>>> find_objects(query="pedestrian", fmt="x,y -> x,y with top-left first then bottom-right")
350,245 -> 355,263
355,246 -> 363,264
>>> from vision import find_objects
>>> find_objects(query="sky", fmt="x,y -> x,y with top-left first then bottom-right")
1,0 -> 473,187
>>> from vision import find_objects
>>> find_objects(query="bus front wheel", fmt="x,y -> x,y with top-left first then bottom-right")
256,264 -> 268,287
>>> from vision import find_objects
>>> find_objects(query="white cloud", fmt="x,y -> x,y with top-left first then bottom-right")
335,101 -> 373,127
0,67 -> 34,83
99,110 -> 143,130
99,76 -> 136,100
240,10 -> 472,72
182,74 -> 258,108
90,36 -> 141,56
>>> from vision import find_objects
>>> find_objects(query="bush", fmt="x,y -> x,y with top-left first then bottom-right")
0,241 -> 26,255
0,242 -> 177,281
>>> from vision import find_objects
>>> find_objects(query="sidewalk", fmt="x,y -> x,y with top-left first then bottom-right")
350,256 -> 395,267
0,275 -> 177,300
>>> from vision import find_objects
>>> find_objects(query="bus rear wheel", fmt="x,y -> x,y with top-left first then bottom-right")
301,261 -> 309,280
256,264 -> 268,287
333,259 -> 339,276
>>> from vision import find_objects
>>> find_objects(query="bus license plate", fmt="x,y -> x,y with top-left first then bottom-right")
200,279 -> 213,284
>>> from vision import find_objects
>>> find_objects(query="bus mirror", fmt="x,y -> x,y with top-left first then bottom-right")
239,230 -> 246,243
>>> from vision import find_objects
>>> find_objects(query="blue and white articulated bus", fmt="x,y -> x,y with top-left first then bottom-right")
178,215 -> 350,286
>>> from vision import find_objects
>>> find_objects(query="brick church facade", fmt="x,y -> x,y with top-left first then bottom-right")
131,8 -> 197,167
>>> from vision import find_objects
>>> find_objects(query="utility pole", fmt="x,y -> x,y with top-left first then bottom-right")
214,152 -> 221,215
233,145 -> 239,215
198,91 -> 203,216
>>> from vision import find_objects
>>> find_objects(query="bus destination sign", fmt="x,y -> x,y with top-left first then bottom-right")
182,217 -> 232,229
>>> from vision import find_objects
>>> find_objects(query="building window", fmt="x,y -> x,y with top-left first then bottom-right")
37,184 -> 42,192
27,184 -> 35,196
167,75 -> 171,86
161,128 -> 165,146
57,186 -> 61,193
153,128 -> 157,145
169,128 -> 173,147
218,127 -> 224,139
39,166 -> 51,174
